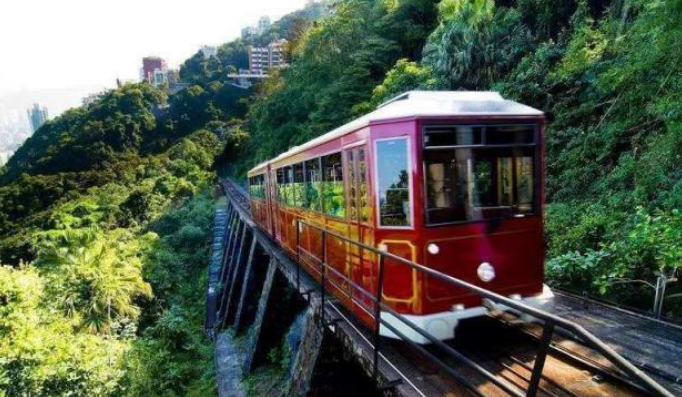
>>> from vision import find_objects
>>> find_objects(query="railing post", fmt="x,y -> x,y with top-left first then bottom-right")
653,274 -> 667,319
296,219 -> 301,291
320,231 -> 327,325
527,320 -> 555,397
372,253 -> 386,382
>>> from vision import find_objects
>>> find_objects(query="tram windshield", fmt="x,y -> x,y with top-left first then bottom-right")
423,124 -> 537,225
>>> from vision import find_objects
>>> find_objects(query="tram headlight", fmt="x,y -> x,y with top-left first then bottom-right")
477,262 -> 496,283
427,243 -> 440,255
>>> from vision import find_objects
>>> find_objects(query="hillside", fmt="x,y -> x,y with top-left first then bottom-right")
1,0 -> 682,395
0,2 -> 334,395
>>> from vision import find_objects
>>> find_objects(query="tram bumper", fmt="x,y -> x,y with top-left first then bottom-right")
379,284 -> 555,344
483,284 -> 555,322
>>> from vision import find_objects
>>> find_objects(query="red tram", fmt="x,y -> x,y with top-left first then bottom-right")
247,91 -> 554,343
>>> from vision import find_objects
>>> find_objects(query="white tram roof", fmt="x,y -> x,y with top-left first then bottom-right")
249,91 -> 543,173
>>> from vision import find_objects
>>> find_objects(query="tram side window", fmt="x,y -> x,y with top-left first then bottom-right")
376,138 -> 411,227
322,152 -> 345,218
293,163 -> 305,208
347,148 -> 370,223
358,149 -> 370,222
249,176 -> 262,199
424,124 -> 536,225
347,151 -> 358,221
256,175 -> 265,199
304,158 -> 322,212
276,168 -> 286,203
284,166 -> 294,206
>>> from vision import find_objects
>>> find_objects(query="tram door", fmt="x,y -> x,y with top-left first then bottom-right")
344,146 -> 374,316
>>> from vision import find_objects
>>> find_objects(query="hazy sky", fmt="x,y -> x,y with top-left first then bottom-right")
0,0 -> 308,114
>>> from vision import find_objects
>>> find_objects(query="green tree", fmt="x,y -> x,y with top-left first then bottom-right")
37,228 -> 153,333
423,0 -> 533,89
366,58 -> 439,107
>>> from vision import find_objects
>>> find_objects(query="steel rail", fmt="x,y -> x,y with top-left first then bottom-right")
513,325 -> 651,395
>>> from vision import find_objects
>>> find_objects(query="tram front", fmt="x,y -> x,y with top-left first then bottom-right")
372,93 -> 554,343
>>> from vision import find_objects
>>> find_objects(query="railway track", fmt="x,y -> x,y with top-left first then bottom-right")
220,178 -> 677,397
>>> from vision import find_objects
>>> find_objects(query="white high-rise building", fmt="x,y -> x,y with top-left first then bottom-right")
248,39 -> 289,75
241,16 -> 273,39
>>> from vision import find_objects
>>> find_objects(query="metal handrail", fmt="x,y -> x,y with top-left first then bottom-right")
220,178 -> 672,397
295,219 -> 674,397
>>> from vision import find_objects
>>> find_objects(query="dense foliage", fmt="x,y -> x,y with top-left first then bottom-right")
230,0 -> 682,316
0,2 -> 336,395
3,0 -> 682,394
0,127 -> 222,396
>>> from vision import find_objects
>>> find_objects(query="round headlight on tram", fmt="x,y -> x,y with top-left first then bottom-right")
427,243 -> 440,255
477,262 -> 496,283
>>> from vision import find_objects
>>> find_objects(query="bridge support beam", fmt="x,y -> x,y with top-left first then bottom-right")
287,306 -> 324,397
243,257 -> 278,374
234,240 -> 269,334
223,228 -> 254,327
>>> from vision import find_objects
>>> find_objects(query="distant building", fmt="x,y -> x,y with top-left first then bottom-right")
248,46 -> 269,75
200,45 -> 218,59
166,69 -> 179,86
166,70 -> 189,95
257,16 -> 271,33
27,103 -> 48,133
141,56 -> 169,86
241,16 -> 272,39
248,39 -> 288,75
241,26 -> 259,39
152,69 -> 167,86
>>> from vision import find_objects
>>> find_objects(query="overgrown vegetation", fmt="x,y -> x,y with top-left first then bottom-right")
229,0 -> 682,316
0,128 -> 221,395
2,0 -> 682,394
0,1 -> 334,394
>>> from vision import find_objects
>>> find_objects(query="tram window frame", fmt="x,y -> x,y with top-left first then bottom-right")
346,147 -> 371,224
358,148 -> 370,223
276,168 -> 286,203
284,166 -> 294,206
321,152 -> 346,218
256,174 -> 265,199
347,150 -> 358,222
421,124 -> 540,227
293,163 -> 305,208
249,175 -> 261,199
304,157 -> 322,212
374,136 -> 414,229
423,124 -> 536,149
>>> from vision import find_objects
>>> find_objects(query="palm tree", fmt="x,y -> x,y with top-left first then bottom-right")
38,228 -> 153,333
423,0 -> 532,90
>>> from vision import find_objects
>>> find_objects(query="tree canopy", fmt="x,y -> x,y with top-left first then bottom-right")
2,0 -> 682,394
